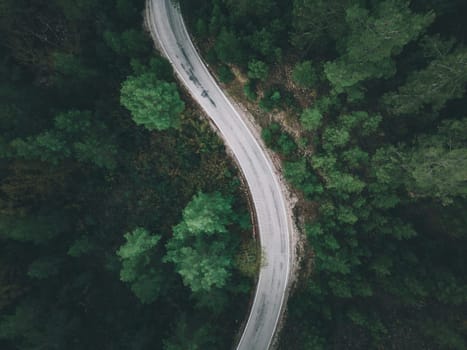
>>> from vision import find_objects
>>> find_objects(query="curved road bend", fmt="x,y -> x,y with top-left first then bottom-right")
146,1 -> 293,349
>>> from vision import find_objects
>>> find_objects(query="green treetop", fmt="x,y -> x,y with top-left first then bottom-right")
116,227 -> 162,304
120,72 -> 184,131
8,110 -> 118,169
247,59 -> 269,81
165,192 -> 235,292
401,118 -> 467,205
292,60 -> 318,88
324,0 -> 434,93
382,44 -> 467,116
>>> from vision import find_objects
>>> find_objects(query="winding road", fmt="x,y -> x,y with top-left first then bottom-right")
145,1 -> 294,349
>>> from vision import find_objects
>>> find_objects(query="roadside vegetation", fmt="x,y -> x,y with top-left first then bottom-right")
0,0 -> 257,349
181,0 -> 467,348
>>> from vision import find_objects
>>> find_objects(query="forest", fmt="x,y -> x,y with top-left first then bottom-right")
0,0 -> 257,349
1,0 -> 467,349
179,0 -> 467,349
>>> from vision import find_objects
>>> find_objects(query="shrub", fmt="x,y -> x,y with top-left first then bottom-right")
218,65 -> 234,83
243,82 -> 258,101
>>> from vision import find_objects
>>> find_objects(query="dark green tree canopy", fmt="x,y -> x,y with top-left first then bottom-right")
0,0 -> 254,348
401,118 -> 467,205
324,0 -> 434,93
8,110 -> 118,169
181,0 -> 467,348
382,44 -> 467,116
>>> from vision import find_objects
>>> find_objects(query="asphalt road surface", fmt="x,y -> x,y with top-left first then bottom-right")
146,1 -> 293,348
